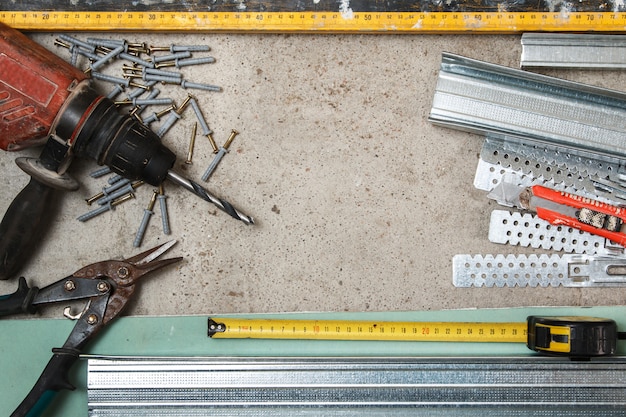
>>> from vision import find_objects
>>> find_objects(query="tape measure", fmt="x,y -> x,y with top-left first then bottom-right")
208,316 -> 623,358
1,11 -> 625,32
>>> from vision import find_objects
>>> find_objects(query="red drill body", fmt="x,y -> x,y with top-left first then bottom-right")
0,22 -> 176,280
0,24 -> 88,151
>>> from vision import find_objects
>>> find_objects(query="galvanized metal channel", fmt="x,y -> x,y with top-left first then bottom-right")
521,33 -> 626,69
87,356 -> 626,416
428,53 -> 626,160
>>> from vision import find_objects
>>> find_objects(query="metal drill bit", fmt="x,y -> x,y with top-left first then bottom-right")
166,170 -> 254,225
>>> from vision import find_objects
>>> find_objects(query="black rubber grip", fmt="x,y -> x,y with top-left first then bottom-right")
10,348 -> 79,417
0,178 -> 55,280
0,277 -> 38,316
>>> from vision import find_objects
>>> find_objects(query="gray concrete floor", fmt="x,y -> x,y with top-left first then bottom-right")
1,32 -> 625,318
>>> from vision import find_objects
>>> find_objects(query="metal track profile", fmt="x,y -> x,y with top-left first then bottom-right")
521,33 -> 626,69
453,253 -> 626,287
87,356 -> 626,416
428,53 -> 626,160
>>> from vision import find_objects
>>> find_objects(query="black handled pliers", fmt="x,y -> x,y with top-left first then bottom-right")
0,240 -> 182,417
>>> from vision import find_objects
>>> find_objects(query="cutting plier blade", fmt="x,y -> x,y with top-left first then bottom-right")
6,240 -> 182,417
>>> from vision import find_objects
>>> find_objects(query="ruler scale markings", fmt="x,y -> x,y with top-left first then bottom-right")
1,10 -> 626,32
208,318 -> 528,343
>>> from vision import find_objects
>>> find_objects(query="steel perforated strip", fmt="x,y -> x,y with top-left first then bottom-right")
453,253 -> 626,287
488,210 -> 608,255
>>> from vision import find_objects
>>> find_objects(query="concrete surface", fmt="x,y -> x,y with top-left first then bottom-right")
1,32 -> 625,318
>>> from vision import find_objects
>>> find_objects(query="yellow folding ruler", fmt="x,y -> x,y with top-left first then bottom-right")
1,1 -> 625,33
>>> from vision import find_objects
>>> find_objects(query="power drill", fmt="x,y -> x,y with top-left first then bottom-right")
0,23 -> 253,280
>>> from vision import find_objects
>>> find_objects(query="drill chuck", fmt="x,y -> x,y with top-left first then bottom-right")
70,92 -> 176,185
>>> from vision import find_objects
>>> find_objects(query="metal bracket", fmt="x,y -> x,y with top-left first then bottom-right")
488,210 -> 615,255
453,253 -> 626,287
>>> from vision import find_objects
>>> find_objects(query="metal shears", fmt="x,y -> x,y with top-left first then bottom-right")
0,240 -> 182,417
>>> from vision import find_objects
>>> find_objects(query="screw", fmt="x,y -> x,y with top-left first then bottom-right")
85,178 -> 131,205
89,166 -> 112,178
152,50 -> 192,64
107,174 -> 125,185
181,79 -> 221,92
127,42 -> 149,55
86,38 -> 126,49
178,56 -> 216,67
157,184 -> 171,235
145,73 -> 183,84
90,45 -> 125,71
106,84 -> 125,100
128,82 -> 159,100
201,130 -> 238,182
144,67 -> 183,79
92,72 -> 130,88
96,180 -> 144,206
186,122 -> 197,165
119,52 -> 154,68
86,314 -> 99,325
54,39 -> 72,49
156,111 -> 182,139
64,280 -> 76,291
133,189 -> 159,247
176,95 -> 193,115
115,98 -> 173,107
130,88 -> 161,117
124,71 -> 178,83
128,80 -> 155,91
223,129 -> 239,149
189,97 -> 218,153
142,105 -> 176,125
148,44 -> 210,54
58,34 -> 97,53
157,56 -> 216,69
77,193 -> 135,222
97,281 -> 110,292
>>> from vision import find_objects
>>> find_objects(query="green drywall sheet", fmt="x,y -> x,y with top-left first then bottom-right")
2,306 -> 626,416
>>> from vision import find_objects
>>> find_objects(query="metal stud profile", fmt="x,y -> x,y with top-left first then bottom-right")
428,53 -> 626,160
521,33 -> 626,69
87,356 -> 626,416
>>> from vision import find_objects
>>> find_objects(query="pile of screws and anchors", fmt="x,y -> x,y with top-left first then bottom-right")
55,34 -> 241,247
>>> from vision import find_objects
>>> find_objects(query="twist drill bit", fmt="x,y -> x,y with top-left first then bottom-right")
166,171 -> 254,225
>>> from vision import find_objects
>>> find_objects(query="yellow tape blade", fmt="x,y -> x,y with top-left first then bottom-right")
208,318 -> 528,343
1,11 -> 625,32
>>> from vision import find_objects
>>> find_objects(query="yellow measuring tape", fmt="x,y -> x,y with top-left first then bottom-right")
1,11 -> 625,33
208,318 -> 527,343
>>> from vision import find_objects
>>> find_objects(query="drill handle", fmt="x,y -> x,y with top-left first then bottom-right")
0,178 -> 57,280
